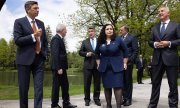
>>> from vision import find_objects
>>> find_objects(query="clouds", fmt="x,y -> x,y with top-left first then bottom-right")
0,0 -> 80,52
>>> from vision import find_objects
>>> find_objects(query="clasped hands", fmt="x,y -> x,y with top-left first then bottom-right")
34,28 -> 42,38
87,52 -> 95,57
155,41 -> 170,48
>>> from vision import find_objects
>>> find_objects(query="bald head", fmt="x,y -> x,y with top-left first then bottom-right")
158,6 -> 170,22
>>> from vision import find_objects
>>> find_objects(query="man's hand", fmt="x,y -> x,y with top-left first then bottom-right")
57,69 -> 63,75
124,64 -> 127,70
34,28 -> 42,38
87,52 -> 94,57
160,41 -> 170,48
154,42 -> 164,48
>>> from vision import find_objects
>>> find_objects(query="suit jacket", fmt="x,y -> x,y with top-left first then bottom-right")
136,58 -> 145,69
13,16 -> 47,65
51,34 -> 68,70
79,38 -> 97,69
149,21 -> 180,66
96,37 -> 128,72
122,33 -> 138,65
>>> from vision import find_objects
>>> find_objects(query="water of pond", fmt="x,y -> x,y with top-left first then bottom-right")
0,70 -> 84,87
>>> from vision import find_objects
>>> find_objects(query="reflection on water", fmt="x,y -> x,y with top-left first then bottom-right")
0,70 -> 83,86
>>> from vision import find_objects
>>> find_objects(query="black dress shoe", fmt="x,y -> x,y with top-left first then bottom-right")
123,100 -> 132,106
94,100 -> 101,106
85,101 -> 90,106
51,105 -> 61,108
63,102 -> 77,108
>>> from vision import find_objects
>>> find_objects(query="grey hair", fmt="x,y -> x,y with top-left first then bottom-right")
159,6 -> 170,13
56,24 -> 66,33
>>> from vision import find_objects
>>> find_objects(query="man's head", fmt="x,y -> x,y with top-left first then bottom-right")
56,24 -> 67,37
25,1 -> 39,19
119,25 -> 129,36
158,6 -> 170,22
87,26 -> 95,38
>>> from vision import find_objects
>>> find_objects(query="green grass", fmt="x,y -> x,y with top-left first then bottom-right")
0,85 -> 85,100
0,68 -> 150,100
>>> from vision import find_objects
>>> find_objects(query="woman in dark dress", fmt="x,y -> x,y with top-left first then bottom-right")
96,24 -> 128,108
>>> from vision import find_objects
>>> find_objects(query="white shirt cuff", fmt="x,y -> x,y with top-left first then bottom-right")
154,42 -> 158,48
31,34 -> 36,42
86,52 -> 89,57
169,41 -> 171,48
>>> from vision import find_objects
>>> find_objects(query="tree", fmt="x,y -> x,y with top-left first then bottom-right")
45,25 -> 53,70
70,0 -> 180,59
8,38 -> 16,68
0,38 -> 8,69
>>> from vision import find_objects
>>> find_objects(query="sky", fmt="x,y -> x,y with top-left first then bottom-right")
0,0 -> 80,52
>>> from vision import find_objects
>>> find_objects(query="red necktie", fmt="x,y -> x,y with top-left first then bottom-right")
32,21 -> 40,54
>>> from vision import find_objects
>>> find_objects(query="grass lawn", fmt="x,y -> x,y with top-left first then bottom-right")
0,68 -> 150,100
0,85 -> 84,100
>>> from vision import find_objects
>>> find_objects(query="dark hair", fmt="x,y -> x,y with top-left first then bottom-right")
24,1 -> 38,13
98,24 -> 116,44
87,25 -> 95,30
121,25 -> 129,32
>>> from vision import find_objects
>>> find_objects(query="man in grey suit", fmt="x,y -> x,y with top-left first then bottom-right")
79,26 -> 101,106
13,1 -> 47,108
148,6 -> 180,108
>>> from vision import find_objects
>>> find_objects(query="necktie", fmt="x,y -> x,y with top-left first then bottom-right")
32,21 -> 40,54
160,23 -> 166,38
91,38 -> 95,50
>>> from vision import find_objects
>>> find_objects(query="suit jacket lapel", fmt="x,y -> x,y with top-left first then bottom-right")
24,16 -> 34,33
155,23 -> 161,41
87,38 -> 94,51
123,34 -> 129,43
35,19 -> 42,29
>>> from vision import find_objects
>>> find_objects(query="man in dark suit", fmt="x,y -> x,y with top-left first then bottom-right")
51,24 -> 77,108
148,6 -> 180,108
119,25 -> 138,106
136,55 -> 145,84
0,0 -> 5,11
79,26 -> 101,106
13,1 -> 47,108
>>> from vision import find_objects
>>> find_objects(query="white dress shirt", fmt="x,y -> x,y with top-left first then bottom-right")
26,16 -> 41,48
154,19 -> 171,48
90,37 -> 97,50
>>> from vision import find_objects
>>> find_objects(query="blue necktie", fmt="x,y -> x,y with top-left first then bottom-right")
91,38 -> 95,50
160,23 -> 166,38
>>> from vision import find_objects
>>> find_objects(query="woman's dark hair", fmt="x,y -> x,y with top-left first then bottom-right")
24,1 -> 38,13
98,24 -> 116,44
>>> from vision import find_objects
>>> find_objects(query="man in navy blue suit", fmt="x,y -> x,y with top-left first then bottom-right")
148,6 -> 180,108
119,25 -> 138,106
51,24 -> 77,108
13,1 -> 47,108
136,55 -> 145,84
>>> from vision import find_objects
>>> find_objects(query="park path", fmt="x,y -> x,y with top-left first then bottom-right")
0,79 -> 180,108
